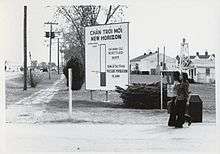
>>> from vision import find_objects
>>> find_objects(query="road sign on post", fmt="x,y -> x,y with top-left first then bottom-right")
85,22 -> 129,91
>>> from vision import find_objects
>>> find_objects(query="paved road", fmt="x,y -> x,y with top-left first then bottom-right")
2,122 -> 218,153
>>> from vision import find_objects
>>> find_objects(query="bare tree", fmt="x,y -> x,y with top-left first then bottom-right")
55,5 -> 126,65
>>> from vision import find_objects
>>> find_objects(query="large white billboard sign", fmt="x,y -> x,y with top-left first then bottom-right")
85,22 -> 129,90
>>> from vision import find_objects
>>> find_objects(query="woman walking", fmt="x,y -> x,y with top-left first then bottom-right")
175,73 -> 191,128
168,71 -> 181,126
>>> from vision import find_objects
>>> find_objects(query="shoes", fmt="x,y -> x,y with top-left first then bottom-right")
188,119 -> 192,126
168,121 -> 175,127
168,123 -> 175,127
175,125 -> 183,128
184,114 -> 192,126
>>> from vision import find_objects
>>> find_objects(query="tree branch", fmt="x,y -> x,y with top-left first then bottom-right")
105,5 -> 120,24
94,5 -> 101,25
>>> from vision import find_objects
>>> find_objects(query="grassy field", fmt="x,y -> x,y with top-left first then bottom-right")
48,75 -> 216,111
190,83 -> 215,111
5,74 -> 215,124
48,74 -> 215,114
7,73 -> 214,111
6,71 -> 61,105
130,75 -> 216,111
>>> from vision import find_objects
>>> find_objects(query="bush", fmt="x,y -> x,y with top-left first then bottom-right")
21,69 -> 43,87
116,82 -> 167,109
63,57 -> 84,90
131,70 -> 140,74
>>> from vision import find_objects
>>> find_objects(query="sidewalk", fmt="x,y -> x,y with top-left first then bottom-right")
6,75 -> 64,123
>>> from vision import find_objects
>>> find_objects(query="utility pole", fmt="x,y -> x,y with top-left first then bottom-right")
49,24 -> 52,79
157,47 -> 160,66
57,38 -> 60,74
156,47 -> 160,75
163,46 -> 166,70
23,6 -> 27,90
44,22 -> 58,79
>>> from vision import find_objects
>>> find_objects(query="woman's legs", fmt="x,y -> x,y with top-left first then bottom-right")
168,98 -> 176,126
175,100 -> 186,128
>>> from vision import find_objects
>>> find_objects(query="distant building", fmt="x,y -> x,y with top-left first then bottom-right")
130,52 -> 177,75
5,61 -> 21,72
188,51 -> 215,83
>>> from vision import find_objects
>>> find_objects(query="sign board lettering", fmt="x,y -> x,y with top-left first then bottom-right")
85,22 -> 129,90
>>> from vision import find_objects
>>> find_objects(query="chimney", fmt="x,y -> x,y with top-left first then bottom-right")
205,51 -> 208,56
196,52 -> 199,56
144,53 -> 147,55
149,51 -> 152,55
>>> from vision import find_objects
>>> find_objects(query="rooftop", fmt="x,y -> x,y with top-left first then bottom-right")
190,51 -> 215,59
130,52 -> 157,62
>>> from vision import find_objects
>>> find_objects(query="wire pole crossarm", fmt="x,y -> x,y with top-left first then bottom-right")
44,22 -> 58,25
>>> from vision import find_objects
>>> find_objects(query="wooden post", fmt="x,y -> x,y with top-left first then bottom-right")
163,46 -> 165,70
160,71 -> 163,110
105,91 -> 109,102
23,6 -> 27,90
90,90 -> 93,100
57,38 -> 60,74
44,22 -> 58,79
157,47 -> 160,67
48,24 -> 52,80
68,68 -> 72,118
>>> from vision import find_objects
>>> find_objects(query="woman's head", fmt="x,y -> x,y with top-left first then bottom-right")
181,72 -> 188,82
173,71 -> 180,82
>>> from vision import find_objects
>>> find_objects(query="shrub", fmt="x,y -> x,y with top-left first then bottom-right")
116,82 -> 167,109
63,57 -> 84,90
21,69 -> 43,87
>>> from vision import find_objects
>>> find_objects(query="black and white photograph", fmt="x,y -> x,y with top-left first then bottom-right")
0,0 -> 219,153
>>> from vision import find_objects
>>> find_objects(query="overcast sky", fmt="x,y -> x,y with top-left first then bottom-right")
1,0 -> 220,65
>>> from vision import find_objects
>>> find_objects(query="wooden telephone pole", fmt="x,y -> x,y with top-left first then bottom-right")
44,22 -> 58,79
23,6 -> 27,90
163,46 -> 166,70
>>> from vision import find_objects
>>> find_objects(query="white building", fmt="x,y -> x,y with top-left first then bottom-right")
188,51 -> 215,83
5,61 -> 21,72
130,52 -> 177,75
